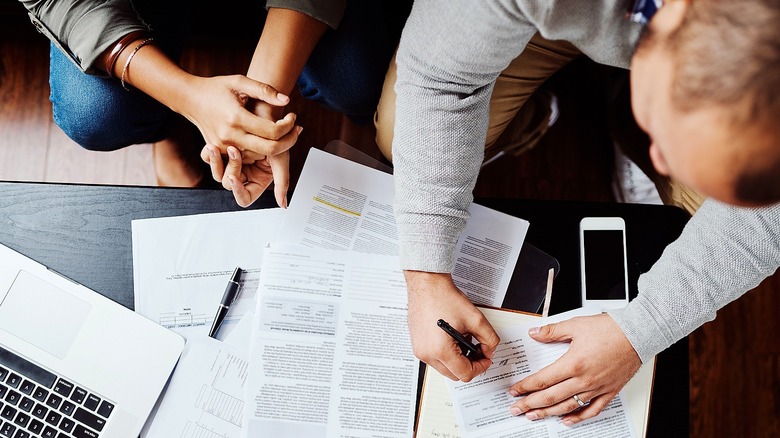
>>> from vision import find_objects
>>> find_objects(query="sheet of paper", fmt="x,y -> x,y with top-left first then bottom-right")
223,310 -> 254,351
416,308 -> 541,438
417,307 -> 653,438
278,148 -> 529,307
243,244 -> 419,438
143,336 -> 249,438
132,209 -> 285,339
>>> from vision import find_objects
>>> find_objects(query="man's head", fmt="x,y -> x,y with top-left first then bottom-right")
630,0 -> 780,206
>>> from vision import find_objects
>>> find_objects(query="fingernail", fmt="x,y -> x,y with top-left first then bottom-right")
526,412 -> 539,421
228,148 -> 238,160
283,196 -> 288,209
528,327 -> 540,335
563,419 -> 574,427
277,92 -> 289,102
228,176 -> 236,188
508,389 -> 519,397
296,126 -> 303,135
509,407 -> 522,416
209,148 -> 216,158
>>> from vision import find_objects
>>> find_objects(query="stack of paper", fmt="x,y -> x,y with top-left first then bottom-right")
132,148 -> 650,438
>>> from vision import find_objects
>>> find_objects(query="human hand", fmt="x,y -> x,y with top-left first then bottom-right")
182,75 -> 300,162
507,313 -> 641,426
202,144 -> 295,208
405,271 -> 500,381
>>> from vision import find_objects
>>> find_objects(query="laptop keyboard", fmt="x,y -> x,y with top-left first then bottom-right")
0,346 -> 114,438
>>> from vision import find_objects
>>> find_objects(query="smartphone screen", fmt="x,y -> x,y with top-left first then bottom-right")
583,229 -> 627,300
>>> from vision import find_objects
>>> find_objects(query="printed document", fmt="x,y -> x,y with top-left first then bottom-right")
243,244 -> 419,438
278,148 -> 529,306
132,209 -> 285,338
143,336 -> 249,438
417,307 -> 653,437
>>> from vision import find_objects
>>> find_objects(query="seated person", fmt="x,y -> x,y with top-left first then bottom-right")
21,0 -> 411,205
375,0 -> 780,426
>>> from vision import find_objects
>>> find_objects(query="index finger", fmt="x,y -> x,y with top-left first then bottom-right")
510,351 -> 573,396
466,313 -> 500,360
435,333 -> 493,382
237,111 -> 297,142
268,150 -> 290,209
223,146 -> 245,190
237,123 -> 300,157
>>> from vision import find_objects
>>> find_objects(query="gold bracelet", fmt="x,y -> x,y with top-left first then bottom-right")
120,37 -> 154,91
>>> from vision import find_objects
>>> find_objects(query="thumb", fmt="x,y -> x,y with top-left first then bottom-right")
528,320 -> 574,343
235,76 -> 290,107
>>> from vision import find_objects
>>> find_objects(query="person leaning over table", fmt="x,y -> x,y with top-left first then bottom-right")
19,0 -> 411,205
372,0 -> 780,427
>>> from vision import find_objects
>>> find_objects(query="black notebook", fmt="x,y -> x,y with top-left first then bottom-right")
502,242 -> 560,314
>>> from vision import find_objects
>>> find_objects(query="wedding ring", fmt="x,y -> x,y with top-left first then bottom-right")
573,394 -> 586,407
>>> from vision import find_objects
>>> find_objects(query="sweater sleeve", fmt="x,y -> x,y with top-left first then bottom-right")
20,0 -> 148,74
392,0 -> 639,273
265,0 -> 346,29
610,200 -> 780,363
392,0 -> 536,272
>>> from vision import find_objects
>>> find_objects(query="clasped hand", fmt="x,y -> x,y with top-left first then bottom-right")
194,76 -> 301,208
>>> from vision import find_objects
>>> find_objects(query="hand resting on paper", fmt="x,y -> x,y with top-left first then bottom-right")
507,313 -> 641,426
405,271 -> 500,381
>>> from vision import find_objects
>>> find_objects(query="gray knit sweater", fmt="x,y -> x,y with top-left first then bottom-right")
393,0 -> 780,362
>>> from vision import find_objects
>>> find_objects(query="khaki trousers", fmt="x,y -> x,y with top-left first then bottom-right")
373,33 -> 704,214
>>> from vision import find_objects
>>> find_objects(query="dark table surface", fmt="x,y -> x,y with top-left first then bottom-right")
0,181 -> 690,436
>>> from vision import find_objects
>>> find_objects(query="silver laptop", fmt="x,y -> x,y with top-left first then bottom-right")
0,243 -> 184,438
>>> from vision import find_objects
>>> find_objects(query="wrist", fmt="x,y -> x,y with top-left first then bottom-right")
118,43 -> 198,116
166,73 -> 200,116
404,270 -> 454,293
100,30 -> 149,77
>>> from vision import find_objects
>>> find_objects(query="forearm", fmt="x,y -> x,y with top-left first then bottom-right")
393,0 -> 536,272
99,40 -> 194,116
610,200 -> 780,362
247,7 -> 327,114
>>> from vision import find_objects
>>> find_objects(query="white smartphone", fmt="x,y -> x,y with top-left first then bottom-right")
579,217 -> 629,311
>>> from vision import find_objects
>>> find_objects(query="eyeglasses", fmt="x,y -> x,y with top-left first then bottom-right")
627,0 -> 663,24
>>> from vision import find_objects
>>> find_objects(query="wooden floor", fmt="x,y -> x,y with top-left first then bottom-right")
1,12 -> 778,437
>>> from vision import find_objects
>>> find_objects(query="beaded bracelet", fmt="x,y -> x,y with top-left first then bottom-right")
104,31 -> 148,78
120,38 -> 155,91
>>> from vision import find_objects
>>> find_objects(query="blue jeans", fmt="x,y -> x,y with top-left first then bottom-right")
50,1 -> 412,152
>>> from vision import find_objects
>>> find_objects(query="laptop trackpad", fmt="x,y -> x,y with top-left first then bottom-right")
0,270 -> 92,359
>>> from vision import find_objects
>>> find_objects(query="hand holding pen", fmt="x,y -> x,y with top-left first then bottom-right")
438,319 -> 486,361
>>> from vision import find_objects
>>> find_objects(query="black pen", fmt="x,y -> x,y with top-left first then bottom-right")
208,267 -> 243,338
437,319 -> 485,361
